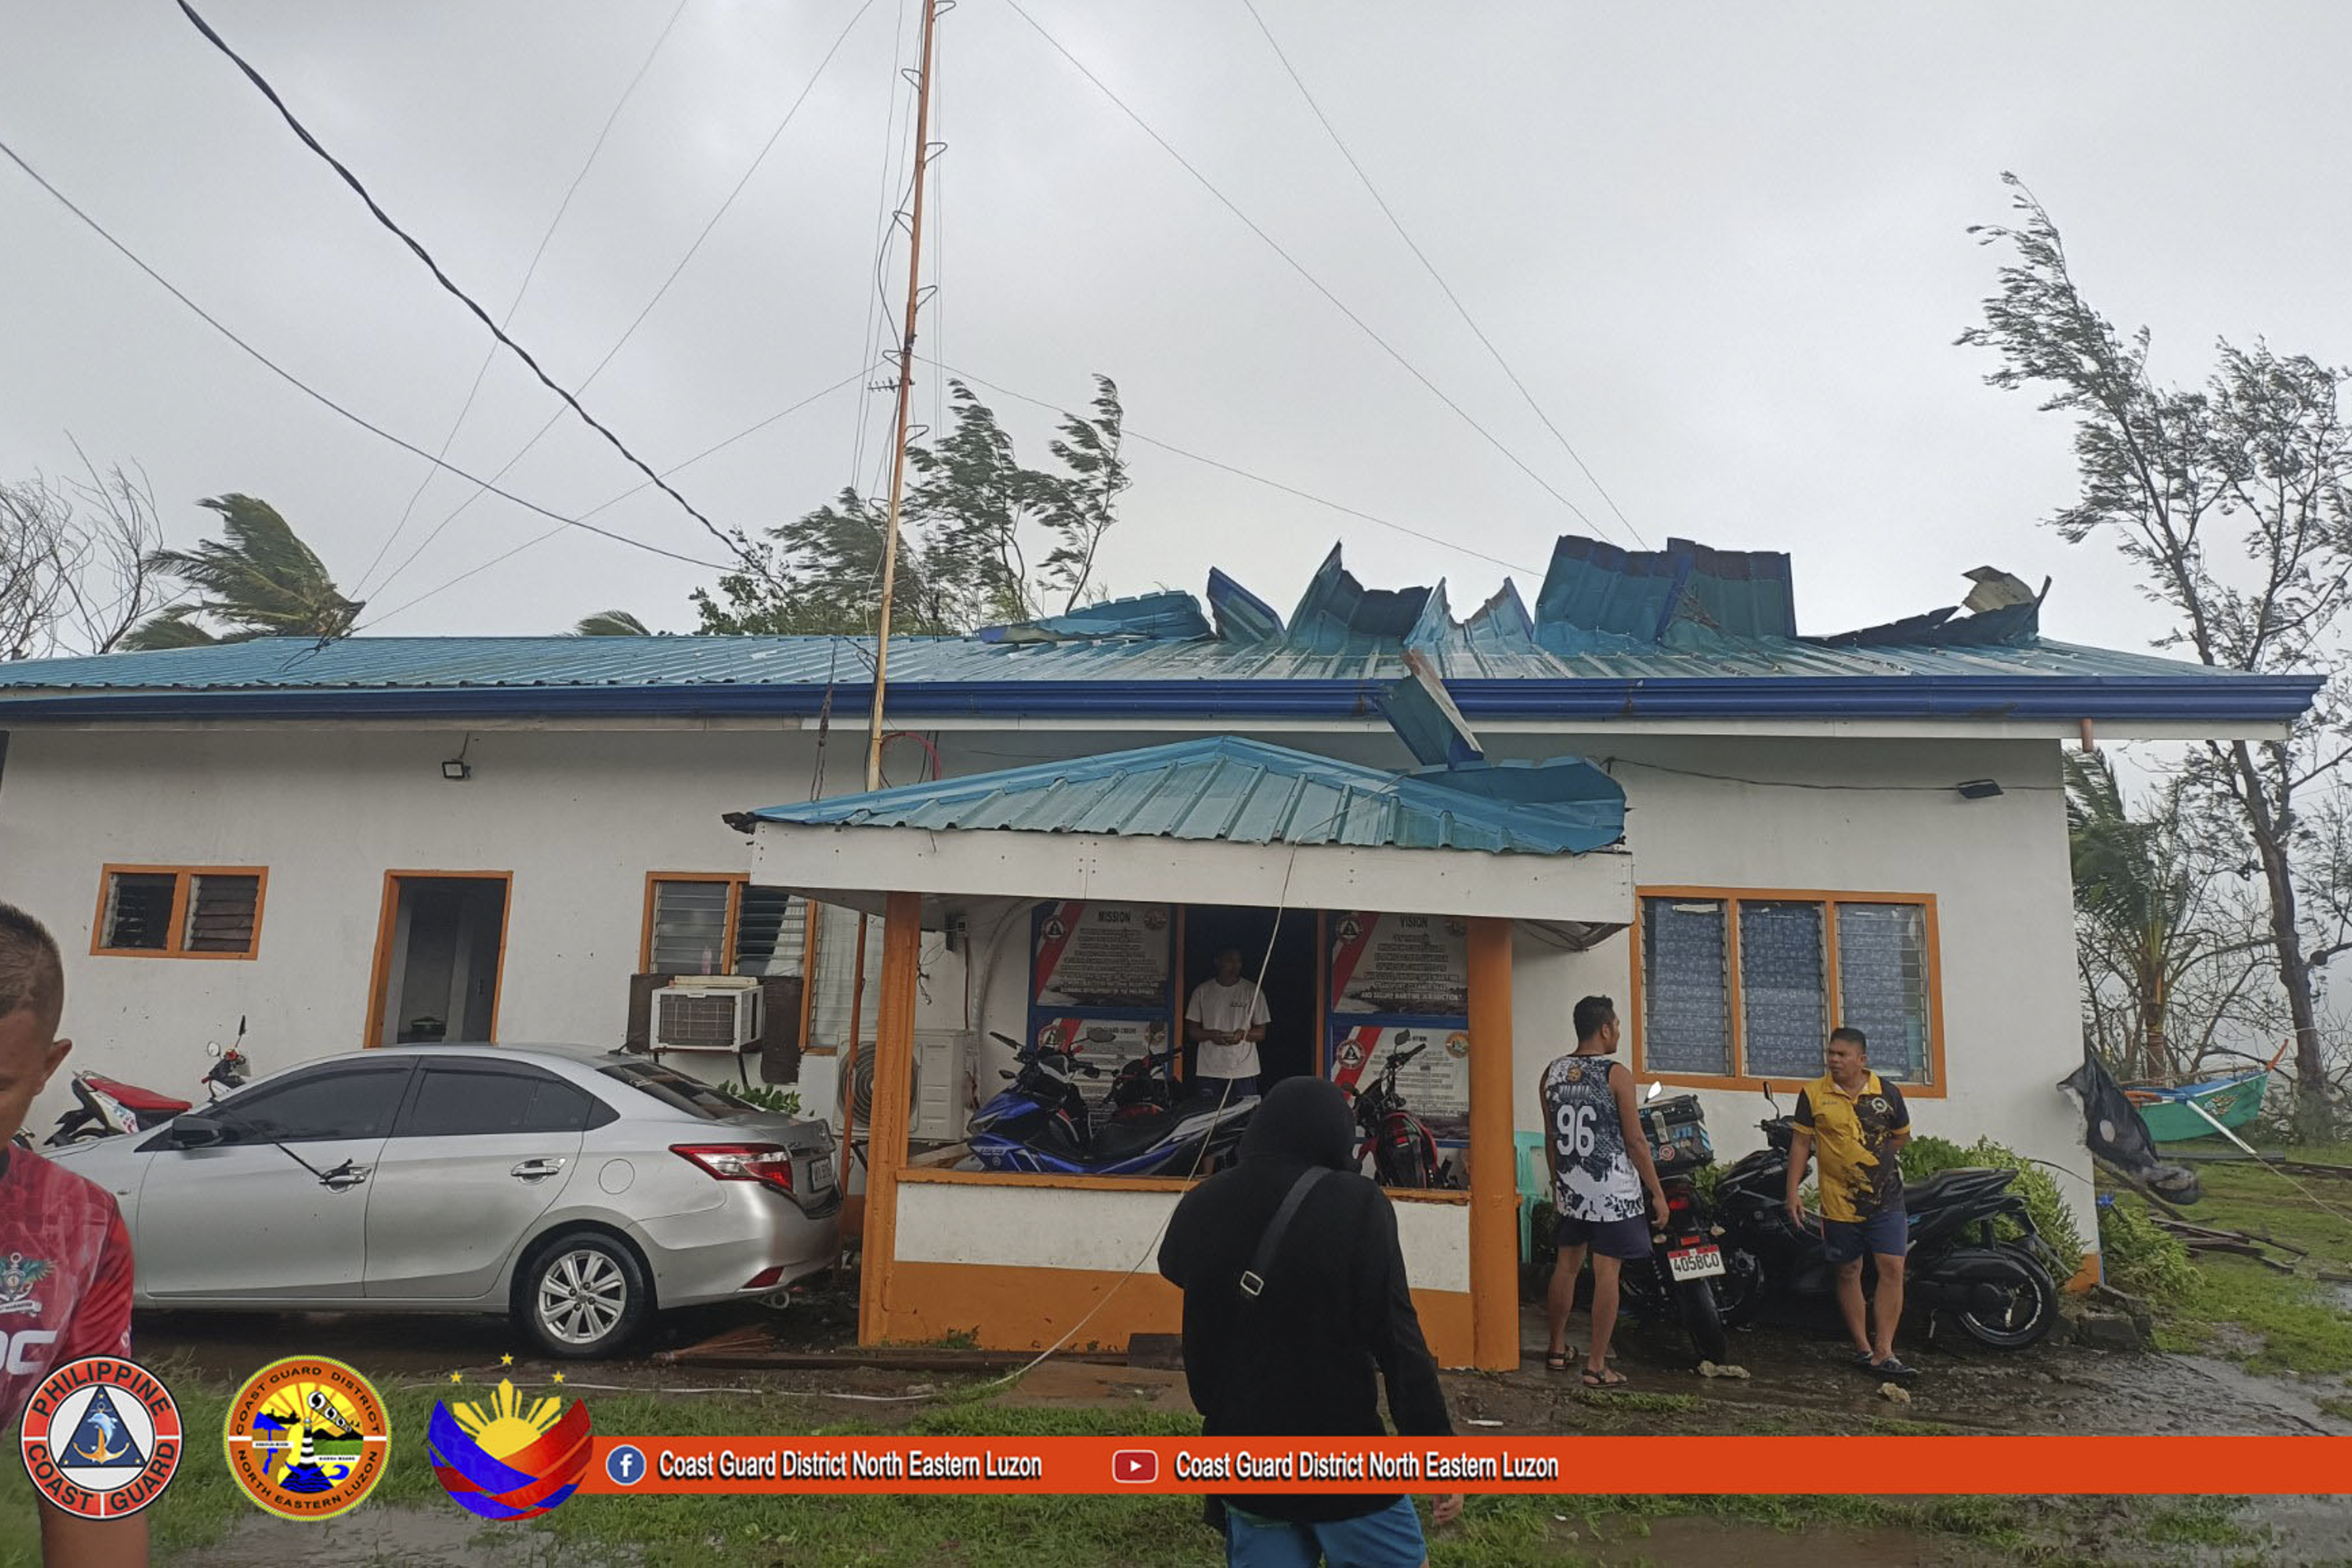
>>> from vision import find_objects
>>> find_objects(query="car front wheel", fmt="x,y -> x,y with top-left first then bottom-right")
518,1232 -> 650,1359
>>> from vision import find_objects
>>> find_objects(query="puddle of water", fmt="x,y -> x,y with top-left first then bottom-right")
164,1505 -> 616,1568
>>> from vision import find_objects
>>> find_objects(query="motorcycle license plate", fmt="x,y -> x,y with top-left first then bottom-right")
1666,1244 -> 1725,1281
809,1156 -> 835,1191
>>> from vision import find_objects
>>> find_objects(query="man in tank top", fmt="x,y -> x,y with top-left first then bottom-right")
1539,995 -> 1669,1389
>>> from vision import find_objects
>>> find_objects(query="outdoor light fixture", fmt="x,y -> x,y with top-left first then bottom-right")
1955,779 -> 2003,800
441,734 -> 474,782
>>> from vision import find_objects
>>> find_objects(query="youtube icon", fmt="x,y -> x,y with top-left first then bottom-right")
1112,1450 -> 1158,1484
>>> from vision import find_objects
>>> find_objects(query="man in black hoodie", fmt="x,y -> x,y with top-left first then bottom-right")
1159,1076 -> 1461,1567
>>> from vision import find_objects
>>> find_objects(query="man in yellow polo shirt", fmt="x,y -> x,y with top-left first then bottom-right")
1785,1027 -> 1916,1381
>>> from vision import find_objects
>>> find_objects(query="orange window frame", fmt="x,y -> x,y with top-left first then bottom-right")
1627,885 -> 1946,1098
91,864 -> 268,961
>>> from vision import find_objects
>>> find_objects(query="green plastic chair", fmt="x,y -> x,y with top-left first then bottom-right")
1514,1131 -> 1548,1261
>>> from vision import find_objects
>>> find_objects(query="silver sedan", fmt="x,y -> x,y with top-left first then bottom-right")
49,1044 -> 839,1357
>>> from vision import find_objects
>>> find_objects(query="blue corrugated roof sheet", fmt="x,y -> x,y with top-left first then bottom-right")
739,737 -> 1627,856
0,531 -> 2317,726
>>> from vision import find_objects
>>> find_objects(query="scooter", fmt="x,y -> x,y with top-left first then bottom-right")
966,1032 -> 1257,1177
1615,1086 -> 1752,1365
39,1018 -> 253,1146
1710,1088 -> 2062,1351
1345,1036 -> 1460,1190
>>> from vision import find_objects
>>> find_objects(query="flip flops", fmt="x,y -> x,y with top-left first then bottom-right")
1581,1367 -> 1630,1390
1872,1357 -> 1921,1384
1545,1351 -> 1573,1373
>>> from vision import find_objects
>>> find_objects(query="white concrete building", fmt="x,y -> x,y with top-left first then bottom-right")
0,537 -> 2315,1363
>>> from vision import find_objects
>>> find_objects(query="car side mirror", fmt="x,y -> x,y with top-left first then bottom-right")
206,1041 -> 223,1058
170,1115 -> 228,1148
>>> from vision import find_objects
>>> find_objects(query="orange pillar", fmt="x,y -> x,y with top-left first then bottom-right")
1465,916 -> 1518,1371
858,891 -> 923,1345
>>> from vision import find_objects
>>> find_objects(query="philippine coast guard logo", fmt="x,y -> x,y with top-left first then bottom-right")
17,1356 -> 182,1519
222,1356 -> 389,1519
0,1252 -> 52,1315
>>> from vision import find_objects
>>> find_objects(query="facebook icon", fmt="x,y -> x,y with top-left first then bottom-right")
606,1444 -> 647,1487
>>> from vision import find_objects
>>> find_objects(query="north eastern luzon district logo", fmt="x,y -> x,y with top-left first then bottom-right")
17,1357 -> 182,1520
222,1356 -> 389,1519
429,1379 -> 593,1520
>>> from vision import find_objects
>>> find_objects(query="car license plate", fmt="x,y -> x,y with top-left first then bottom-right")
1667,1244 -> 1725,1281
809,1156 -> 835,1191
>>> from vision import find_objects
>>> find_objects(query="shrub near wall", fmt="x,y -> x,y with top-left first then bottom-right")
1901,1135 -> 2087,1279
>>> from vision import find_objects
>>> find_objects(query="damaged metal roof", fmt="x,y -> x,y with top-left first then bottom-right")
0,533 -> 2317,726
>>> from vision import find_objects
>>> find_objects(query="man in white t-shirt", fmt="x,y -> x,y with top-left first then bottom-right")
1185,946 -> 1269,1103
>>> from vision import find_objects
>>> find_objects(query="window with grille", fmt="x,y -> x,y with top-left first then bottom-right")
94,867 -> 265,959
644,876 -> 808,978
1635,890 -> 1937,1087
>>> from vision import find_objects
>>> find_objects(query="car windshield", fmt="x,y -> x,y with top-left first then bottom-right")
600,1060 -> 756,1120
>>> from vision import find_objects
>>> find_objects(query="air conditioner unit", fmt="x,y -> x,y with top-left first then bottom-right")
652,983 -> 761,1054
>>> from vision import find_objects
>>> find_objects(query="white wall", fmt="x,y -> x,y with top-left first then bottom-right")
1505,735 -> 2093,1246
4,721 -> 2093,1250
895,1178 -> 1472,1291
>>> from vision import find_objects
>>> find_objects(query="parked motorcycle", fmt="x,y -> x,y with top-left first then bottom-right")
1615,1087 -> 1750,1365
1345,1035 -> 1461,1190
966,1032 -> 1257,1177
38,1018 -> 253,1147
1710,1091 -> 2062,1351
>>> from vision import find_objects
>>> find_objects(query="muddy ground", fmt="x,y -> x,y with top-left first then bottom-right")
132,1289 -> 2352,1566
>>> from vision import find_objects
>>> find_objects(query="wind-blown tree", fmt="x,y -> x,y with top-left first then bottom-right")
125,495 -> 361,648
2068,753 -> 2282,1083
571,610 -> 652,636
693,376 -> 1129,637
1964,174 -> 2352,1134
1,456 -> 167,659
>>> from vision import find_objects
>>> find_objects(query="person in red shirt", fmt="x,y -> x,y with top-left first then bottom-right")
0,901 -> 145,1568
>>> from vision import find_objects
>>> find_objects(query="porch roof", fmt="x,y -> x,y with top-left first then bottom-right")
731,737 -> 1635,932
729,735 -> 1626,855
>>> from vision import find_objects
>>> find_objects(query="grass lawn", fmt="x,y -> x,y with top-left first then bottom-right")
2140,1144 -> 2352,1378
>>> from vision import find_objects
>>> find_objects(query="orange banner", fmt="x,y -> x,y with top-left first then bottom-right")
580,1436 -> 2352,1496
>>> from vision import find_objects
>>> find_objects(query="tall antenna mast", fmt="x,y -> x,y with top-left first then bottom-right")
864,0 -> 943,792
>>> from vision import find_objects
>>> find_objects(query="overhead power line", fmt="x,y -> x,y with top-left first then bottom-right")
361,370 -> 869,632
173,0 -> 749,573
1003,0 -> 1619,547
357,0 -> 691,600
0,136 -> 730,576
368,0 -> 883,600
923,358 -> 1542,578
1237,0 -> 1650,550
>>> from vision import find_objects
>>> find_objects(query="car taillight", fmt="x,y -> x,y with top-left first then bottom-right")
672,1143 -> 796,1193
742,1266 -> 785,1290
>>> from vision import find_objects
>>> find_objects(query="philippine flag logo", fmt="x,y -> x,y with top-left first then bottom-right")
429,1380 -> 593,1521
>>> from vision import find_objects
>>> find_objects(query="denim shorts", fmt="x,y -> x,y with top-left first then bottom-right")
1226,1497 -> 1426,1568
1822,1207 -> 1908,1263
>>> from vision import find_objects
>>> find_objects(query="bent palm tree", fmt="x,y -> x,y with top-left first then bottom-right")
571,610 -> 650,636
123,495 -> 360,648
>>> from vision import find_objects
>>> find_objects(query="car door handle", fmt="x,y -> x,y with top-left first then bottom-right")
511,1158 -> 566,1181
323,1166 -> 371,1192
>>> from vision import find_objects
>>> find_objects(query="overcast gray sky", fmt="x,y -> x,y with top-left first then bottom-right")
4,2 -> 2348,649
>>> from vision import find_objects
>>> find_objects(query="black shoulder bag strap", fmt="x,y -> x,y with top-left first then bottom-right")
1239,1165 -> 1330,1300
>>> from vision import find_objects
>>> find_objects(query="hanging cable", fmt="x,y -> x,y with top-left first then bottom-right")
1003,0 -> 1618,547
920,358 -> 1541,576
368,0 -> 884,601
355,369 -> 869,632
0,137 -> 728,576
1237,0 -> 1648,550
174,0 -> 758,578
355,0 -> 691,600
